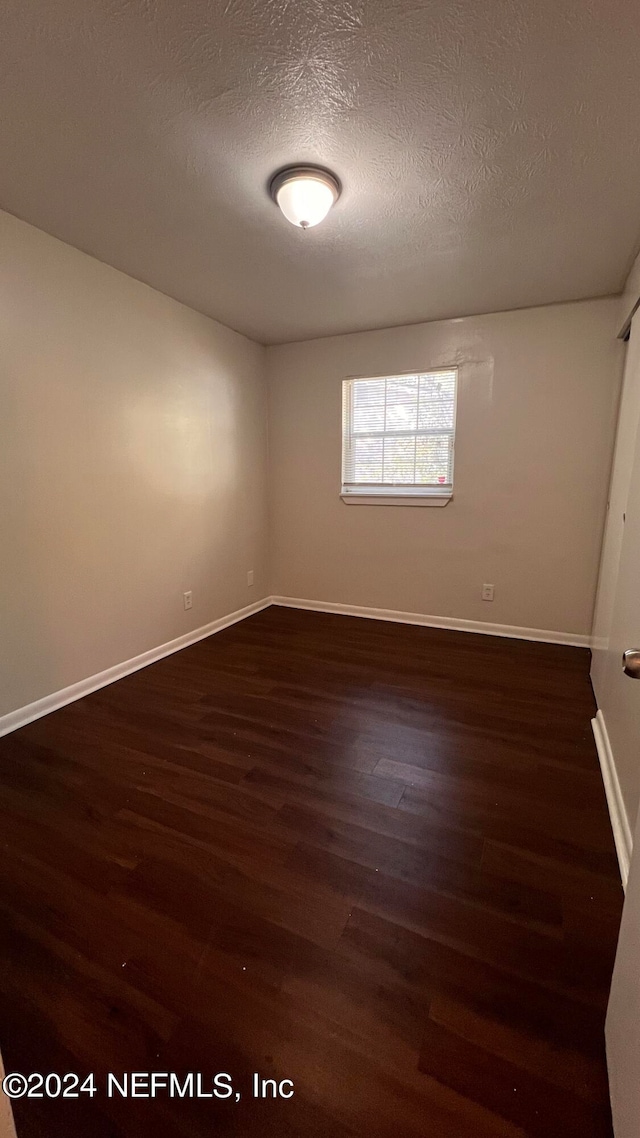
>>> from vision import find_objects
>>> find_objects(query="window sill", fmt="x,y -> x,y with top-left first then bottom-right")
340,492 -> 452,507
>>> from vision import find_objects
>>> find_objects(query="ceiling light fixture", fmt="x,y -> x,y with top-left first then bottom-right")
269,166 -> 341,229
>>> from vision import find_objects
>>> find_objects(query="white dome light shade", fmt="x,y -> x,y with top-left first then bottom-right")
270,167 -> 340,229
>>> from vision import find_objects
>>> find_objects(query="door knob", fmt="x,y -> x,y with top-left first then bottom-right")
622,650 -> 640,678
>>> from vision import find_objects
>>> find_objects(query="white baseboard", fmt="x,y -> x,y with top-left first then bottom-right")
0,593 -> 590,743
592,709 -> 632,889
0,598 -> 271,740
270,596 -> 590,648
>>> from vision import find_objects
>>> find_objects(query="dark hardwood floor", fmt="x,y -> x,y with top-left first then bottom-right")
0,605 -> 623,1137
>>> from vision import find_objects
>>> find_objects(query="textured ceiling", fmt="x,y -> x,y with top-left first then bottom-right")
1,0 -> 640,344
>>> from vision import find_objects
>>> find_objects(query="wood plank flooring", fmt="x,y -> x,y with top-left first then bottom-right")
0,606 -> 623,1136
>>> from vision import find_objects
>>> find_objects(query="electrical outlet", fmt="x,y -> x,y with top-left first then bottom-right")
183,590 -> 193,611
247,570 -> 254,587
482,583 -> 494,602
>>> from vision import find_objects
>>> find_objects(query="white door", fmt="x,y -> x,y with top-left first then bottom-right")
591,315 -> 640,881
594,313 -> 640,1135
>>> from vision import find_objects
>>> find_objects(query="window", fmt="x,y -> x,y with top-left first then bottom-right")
341,368 -> 457,505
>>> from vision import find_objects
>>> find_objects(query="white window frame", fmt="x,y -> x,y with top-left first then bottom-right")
341,367 -> 458,507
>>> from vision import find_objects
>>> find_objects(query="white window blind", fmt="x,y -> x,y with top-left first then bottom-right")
342,368 -> 457,498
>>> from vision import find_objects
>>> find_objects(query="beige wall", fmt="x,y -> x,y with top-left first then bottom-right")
267,300 -> 624,638
0,211 -> 626,722
0,210 -> 268,718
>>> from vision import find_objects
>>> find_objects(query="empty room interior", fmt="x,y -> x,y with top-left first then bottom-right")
4,1 -> 640,1135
